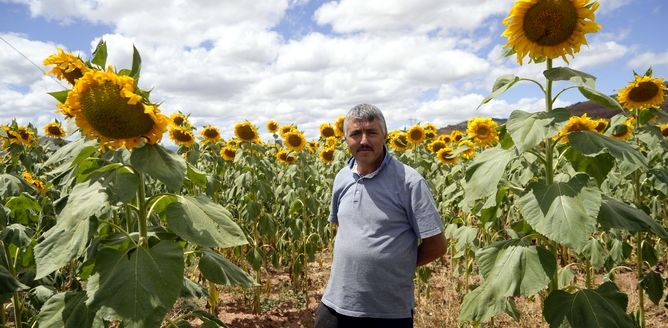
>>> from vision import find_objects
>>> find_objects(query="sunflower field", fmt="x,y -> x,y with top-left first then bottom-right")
2,0 -> 668,327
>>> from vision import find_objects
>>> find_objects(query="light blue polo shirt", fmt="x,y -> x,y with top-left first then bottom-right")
321,150 -> 444,318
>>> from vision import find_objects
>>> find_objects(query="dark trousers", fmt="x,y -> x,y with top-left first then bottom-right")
314,303 -> 413,328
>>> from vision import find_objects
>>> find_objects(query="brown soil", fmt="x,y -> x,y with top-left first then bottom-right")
174,250 -> 668,328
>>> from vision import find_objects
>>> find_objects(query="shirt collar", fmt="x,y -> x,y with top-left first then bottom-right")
348,146 -> 391,179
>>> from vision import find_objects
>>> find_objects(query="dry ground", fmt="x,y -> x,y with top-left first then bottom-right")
177,249 -> 668,328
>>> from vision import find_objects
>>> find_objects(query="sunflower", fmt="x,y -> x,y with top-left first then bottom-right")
44,121 -> 66,138
424,123 -> 438,132
458,140 -> 477,160
334,116 -> 346,137
467,118 -> 499,147
320,123 -> 336,139
279,125 -> 295,138
450,130 -> 464,142
325,136 -> 338,148
284,130 -> 307,152
407,125 -> 426,145
319,147 -> 335,164
389,132 -> 411,151
439,134 -> 454,145
424,130 -> 437,140
307,141 -> 320,155
43,48 -> 89,85
169,126 -> 196,147
234,121 -> 260,143
593,118 -> 607,133
22,172 -> 47,194
200,126 -> 222,143
14,126 -> 35,145
64,67 -> 169,150
169,112 -> 190,127
427,140 -> 447,154
227,138 -> 239,148
276,150 -> 297,165
659,124 -> 668,138
266,120 -> 279,133
436,147 -> 458,165
610,121 -> 634,141
617,74 -> 667,110
501,0 -> 602,65
220,146 -> 237,161
555,113 -> 597,142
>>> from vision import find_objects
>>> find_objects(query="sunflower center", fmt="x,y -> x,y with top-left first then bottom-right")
173,129 -> 193,142
410,130 -> 423,140
63,69 -> 84,85
287,134 -> 303,147
173,117 -> 185,126
47,125 -> 64,136
662,127 -> 668,137
476,127 -> 489,137
203,128 -> 219,139
237,125 -> 257,141
322,127 -> 335,138
628,81 -> 660,102
81,81 -> 155,139
322,150 -> 334,161
523,0 -> 578,46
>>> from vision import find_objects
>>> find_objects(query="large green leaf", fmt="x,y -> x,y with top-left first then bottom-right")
34,216 -> 95,279
131,144 -> 186,192
37,292 -> 99,328
578,86 -> 623,111
544,67 -> 596,88
563,149 -> 615,187
0,265 -> 28,303
86,241 -> 184,328
199,248 -> 258,288
459,285 -> 520,323
639,270 -> 664,305
186,163 -> 207,188
90,38 -> 107,69
506,108 -> 570,153
478,74 -> 521,108
517,174 -> 601,253
581,239 -> 606,270
476,239 -> 555,297
59,179 -> 110,223
543,281 -> 635,328
6,193 -> 41,224
568,131 -> 646,172
0,223 -> 33,249
166,195 -> 247,248
597,196 -> 668,242
0,174 -> 26,197
87,165 -> 139,205
464,147 -> 515,201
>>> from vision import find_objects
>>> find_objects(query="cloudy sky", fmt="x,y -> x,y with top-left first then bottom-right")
1,0 -> 667,144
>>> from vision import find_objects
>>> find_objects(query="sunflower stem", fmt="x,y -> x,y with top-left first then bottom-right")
3,242 -> 22,328
543,59 -> 560,295
136,171 -> 149,249
632,115 -> 646,328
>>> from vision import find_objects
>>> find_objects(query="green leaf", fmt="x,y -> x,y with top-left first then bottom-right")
558,267 -> 575,289
199,248 -> 258,288
459,285 -> 519,323
478,74 -> 520,108
180,278 -> 209,299
543,281 -> 635,328
166,195 -> 247,248
464,147 -> 515,201
6,193 -> 41,224
186,163 -> 207,188
37,291 -> 99,328
91,39 -> 107,69
639,271 -> 665,306
544,67 -> 596,88
130,45 -> 142,80
0,265 -> 28,303
476,239 -> 555,297
245,246 -> 265,272
86,241 -> 184,328
48,90 -> 70,104
0,174 -> 26,197
131,144 -> 186,192
42,136 -> 98,169
0,223 -> 33,249
568,131 -> 646,173
647,168 -> 668,197
517,174 -> 601,253
563,149 -> 615,187
578,86 -> 623,111
87,165 -> 139,205
581,239 -> 606,270
34,216 -> 95,280
506,108 -> 570,153
597,196 -> 668,242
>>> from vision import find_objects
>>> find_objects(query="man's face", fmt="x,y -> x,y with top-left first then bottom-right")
345,118 -> 387,169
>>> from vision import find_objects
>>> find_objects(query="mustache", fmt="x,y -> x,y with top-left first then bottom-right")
357,145 -> 373,152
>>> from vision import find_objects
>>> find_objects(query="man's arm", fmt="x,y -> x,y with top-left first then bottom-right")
416,232 -> 447,267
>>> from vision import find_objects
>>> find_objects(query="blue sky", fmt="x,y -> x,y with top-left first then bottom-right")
1,0 -> 667,143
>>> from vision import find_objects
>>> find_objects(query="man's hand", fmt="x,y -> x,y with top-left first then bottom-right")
416,232 -> 448,267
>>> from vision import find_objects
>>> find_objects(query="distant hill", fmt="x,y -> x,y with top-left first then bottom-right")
437,86 -> 668,135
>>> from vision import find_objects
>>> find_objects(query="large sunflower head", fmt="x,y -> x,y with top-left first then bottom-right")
407,125 -> 426,145
220,146 -> 237,161
234,121 -> 260,143
388,132 -> 411,151
427,140 -> 447,154
334,116 -> 346,137
284,130 -> 307,152
169,126 -> 196,147
200,126 -> 222,143
320,123 -> 336,139
43,48 -> 90,85
266,120 -> 279,133
466,117 -> 499,147
617,72 -> 667,110
44,121 -> 66,138
319,147 -> 336,164
169,112 -> 190,127
457,140 -> 477,160
555,113 -> 597,142
501,0 -> 602,65
436,147 -> 458,165
65,67 -> 169,150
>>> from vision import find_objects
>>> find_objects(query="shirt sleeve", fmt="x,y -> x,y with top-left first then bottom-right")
409,179 -> 444,239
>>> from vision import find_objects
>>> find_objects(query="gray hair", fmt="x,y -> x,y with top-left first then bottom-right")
343,103 -> 388,136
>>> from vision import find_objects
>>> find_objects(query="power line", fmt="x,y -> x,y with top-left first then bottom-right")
0,35 -> 67,90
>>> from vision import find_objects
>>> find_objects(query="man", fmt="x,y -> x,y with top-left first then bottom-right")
315,103 -> 448,328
